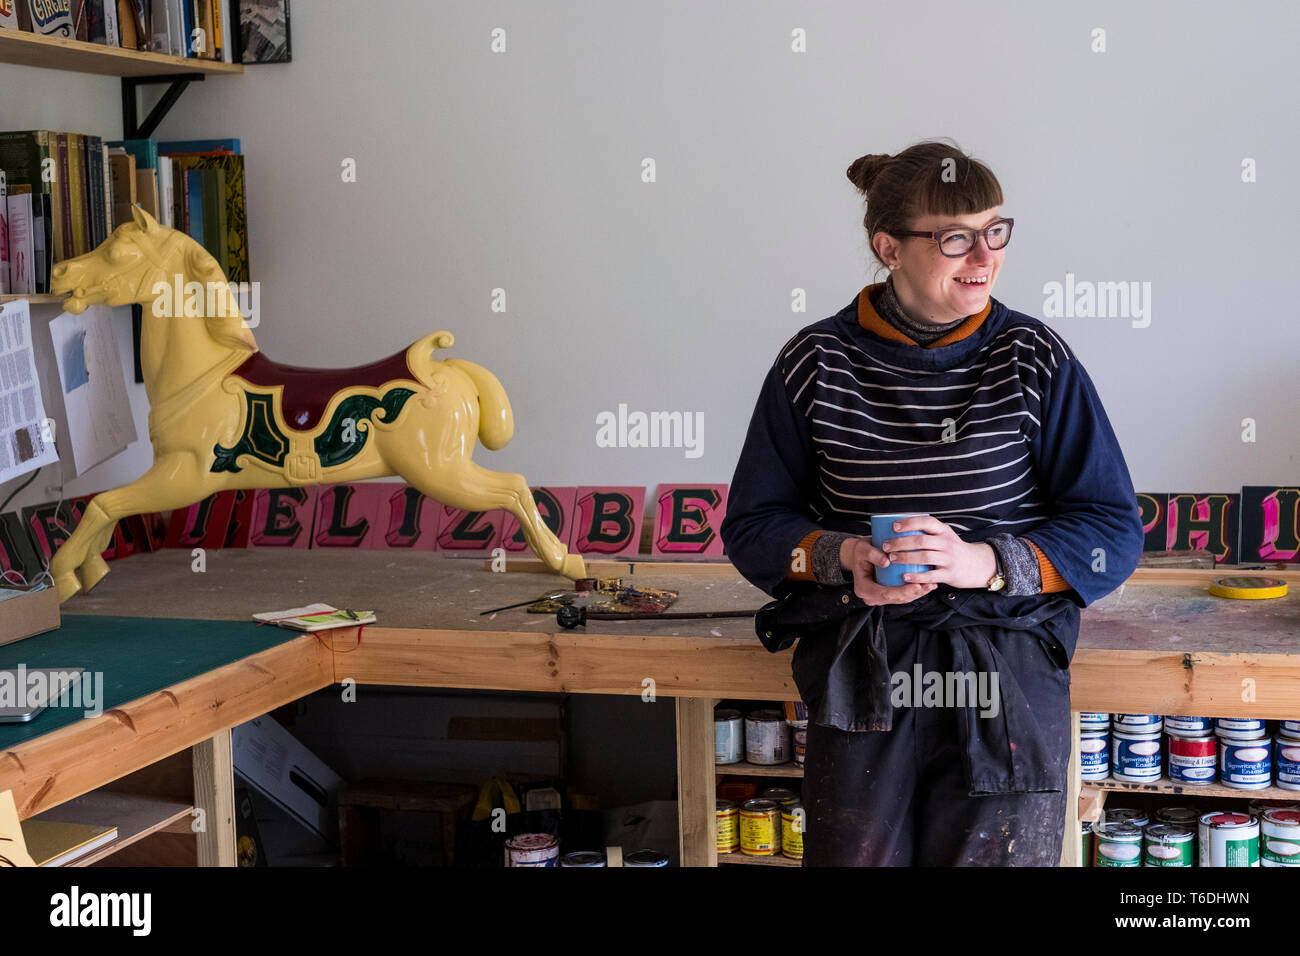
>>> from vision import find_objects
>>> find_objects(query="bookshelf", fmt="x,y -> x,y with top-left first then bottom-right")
0,26 -> 243,77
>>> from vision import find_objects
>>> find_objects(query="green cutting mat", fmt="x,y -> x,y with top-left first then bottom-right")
0,615 -> 308,749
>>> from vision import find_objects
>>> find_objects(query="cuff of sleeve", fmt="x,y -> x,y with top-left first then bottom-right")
788,530 -> 822,582
987,533 -> 1041,596
1026,539 -> 1072,593
788,530 -> 853,585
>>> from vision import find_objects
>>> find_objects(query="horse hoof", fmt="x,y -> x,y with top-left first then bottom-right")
55,570 -> 83,603
80,555 -> 110,593
559,553 -> 587,580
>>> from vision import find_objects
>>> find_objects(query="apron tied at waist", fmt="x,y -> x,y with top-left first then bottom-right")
753,579 -> 1081,794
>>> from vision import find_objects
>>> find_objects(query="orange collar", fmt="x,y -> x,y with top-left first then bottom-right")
857,282 -> 992,348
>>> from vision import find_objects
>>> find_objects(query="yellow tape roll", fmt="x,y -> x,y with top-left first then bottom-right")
1207,576 -> 1289,600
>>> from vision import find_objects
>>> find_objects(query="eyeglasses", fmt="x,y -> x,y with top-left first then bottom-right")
887,217 -> 1014,258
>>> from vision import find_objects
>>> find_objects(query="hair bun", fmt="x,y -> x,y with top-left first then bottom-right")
846,153 -> 892,195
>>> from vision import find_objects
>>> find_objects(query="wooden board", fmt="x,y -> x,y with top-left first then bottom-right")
0,634 -> 332,819
0,27 -> 243,77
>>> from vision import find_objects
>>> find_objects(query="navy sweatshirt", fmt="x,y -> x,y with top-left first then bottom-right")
720,287 -> 1144,608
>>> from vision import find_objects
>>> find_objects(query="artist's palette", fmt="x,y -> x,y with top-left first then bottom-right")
1207,576 -> 1289,600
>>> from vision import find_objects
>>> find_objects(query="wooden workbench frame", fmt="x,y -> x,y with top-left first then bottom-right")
2,564 -> 1295,867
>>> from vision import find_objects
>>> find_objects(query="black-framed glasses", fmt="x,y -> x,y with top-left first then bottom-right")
888,217 -> 1014,258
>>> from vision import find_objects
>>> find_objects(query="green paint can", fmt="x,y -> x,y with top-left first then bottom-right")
1142,824 -> 1194,867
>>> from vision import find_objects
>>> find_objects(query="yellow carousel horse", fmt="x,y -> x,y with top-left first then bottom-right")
47,205 -> 585,601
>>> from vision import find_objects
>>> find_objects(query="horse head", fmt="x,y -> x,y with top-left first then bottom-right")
50,205 -> 256,352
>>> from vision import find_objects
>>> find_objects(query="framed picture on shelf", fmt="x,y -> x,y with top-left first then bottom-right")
238,0 -> 290,63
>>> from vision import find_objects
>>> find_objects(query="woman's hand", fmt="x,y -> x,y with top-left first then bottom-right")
877,515 -> 998,590
839,536 -> 937,606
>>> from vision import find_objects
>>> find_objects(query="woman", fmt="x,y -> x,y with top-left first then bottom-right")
720,141 -> 1144,866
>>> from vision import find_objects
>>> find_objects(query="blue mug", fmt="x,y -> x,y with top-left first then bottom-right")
869,512 -> 933,587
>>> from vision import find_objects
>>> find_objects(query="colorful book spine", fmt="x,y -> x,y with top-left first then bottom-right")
55,133 -> 71,262
67,133 -> 86,257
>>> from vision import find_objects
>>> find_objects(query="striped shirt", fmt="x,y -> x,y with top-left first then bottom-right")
720,283 -> 1144,605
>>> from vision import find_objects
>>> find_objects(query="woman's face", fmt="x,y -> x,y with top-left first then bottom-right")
875,207 -> 1006,325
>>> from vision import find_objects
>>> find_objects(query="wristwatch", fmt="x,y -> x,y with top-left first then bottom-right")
985,543 -> 1006,592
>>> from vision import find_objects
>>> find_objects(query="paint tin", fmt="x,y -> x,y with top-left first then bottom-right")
793,726 -> 808,767
1111,728 -> 1162,782
1079,729 -> 1110,781
1143,824 -> 1195,867
1079,713 -> 1109,729
1081,820 -> 1094,866
1167,730 -> 1217,785
1164,715 -> 1211,734
1155,807 -> 1201,828
1199,812 -> 1260,867
716,799 -> 739,854
1282,720 -> 1300,736
1091,820 -> 1143,867
781,803 -> 805,860
1260,809 -> 1300,867
1275,733 -> 1300,791
759,787 -> 799,807
744,709 -> 790,765
1215,716 -> 1266,735
1215,724 -> 1267,741
1219,735 -> 1273,789
714,709 -> 743,765
624,849 -> 670,867
504,833 -> 559,867
739,798 -> 780,856
1113,714 -> 1162,732
559,851 -> 607,867
1105,808 -> 1150,829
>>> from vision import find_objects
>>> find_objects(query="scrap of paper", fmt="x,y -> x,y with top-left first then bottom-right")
48,305 -> 136,475
0,299 -> 59,484
0,789 -> 36,867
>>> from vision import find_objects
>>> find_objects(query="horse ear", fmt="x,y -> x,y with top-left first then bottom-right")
131,204 -> 161,233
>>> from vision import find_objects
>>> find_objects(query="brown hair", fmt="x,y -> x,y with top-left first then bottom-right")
846,139 -> 1003,272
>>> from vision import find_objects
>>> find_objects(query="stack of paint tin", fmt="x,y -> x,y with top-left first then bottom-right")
1078,713 -> 1110,782
722,786 -> 804,861
715,705 -> 797,766
1087,803 -> 1300,867
1166,715 -> 1216,785
1281,721 -> 1300,791
1078,713 -> 1300,788
1110,714 -> 1163,782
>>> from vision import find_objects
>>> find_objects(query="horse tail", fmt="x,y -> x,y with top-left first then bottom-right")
405,332 -> 515,451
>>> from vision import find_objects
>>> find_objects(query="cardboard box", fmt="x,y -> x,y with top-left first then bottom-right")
0,586 -> 60,648
233,714 -> 344,841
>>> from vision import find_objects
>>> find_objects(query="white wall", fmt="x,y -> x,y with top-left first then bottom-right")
3,0 -> 1298,506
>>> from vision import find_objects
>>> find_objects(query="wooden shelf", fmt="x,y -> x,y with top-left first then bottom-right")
0,28 -> 243,77
1,293 -> 68,305
25,790 -> 194,866
718,851 -> 803,866
1086,777 -> 1298,801
716,760 -> 803,778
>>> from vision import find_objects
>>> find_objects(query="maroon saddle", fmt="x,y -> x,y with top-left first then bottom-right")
231,348 -> 419,430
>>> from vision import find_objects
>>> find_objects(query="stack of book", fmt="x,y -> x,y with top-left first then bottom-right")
0,1 -> 244,63
0,133 -> 249,296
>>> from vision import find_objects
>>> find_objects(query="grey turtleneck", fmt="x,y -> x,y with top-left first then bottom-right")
804,275 -> 1045,595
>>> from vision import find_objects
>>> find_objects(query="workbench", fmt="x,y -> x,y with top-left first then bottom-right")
1,550 -> 1296,867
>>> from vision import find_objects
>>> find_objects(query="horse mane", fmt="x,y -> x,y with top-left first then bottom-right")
172,230 -> 258,353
